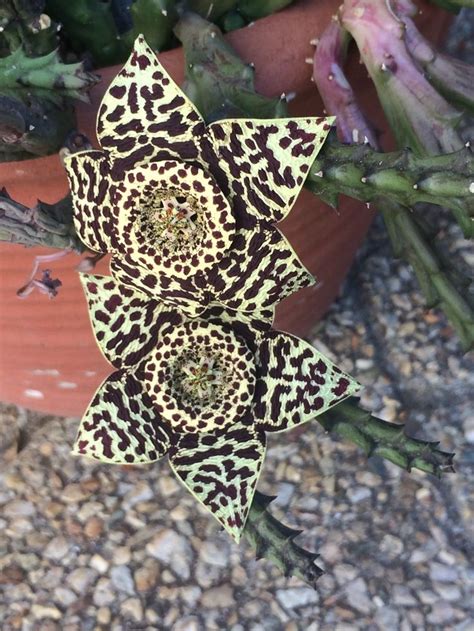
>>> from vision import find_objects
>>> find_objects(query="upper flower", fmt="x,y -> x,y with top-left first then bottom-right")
64,35 -> 334,318
74,275 -> 360,542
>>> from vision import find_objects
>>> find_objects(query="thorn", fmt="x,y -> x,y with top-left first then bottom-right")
210,31 -> 216,38
161,9 -> 168,16
328,73 -> 334,81
413,184 -> 419,190
366,202 -> 371,209
280,92 -> 287,101
314,170 -> 324,178
465,140 -> 471,148
469,183 -> 474,194
310,76 -> 315,82
305,57 -> 314,65
352,129 -> 359,143
310,38 -> 319,46
363,136 -> 370,145
285,91 -> 296,103
361,177 -> 367,183
28,124 -> 35,131
248,62 -> 255,69
381,63 -> 388,71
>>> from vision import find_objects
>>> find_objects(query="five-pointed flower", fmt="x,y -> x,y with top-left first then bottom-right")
74,275 -> 361,542
64,35 -> 335,318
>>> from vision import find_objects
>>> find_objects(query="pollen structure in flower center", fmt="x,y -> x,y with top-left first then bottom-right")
143,321 -> 256,434
138,187 -> 204,252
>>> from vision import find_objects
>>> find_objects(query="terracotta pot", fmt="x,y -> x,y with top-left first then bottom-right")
0,0 -> 449,415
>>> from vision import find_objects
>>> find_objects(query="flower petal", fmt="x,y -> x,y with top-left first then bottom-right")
203,117 -> 334,224
205,226 -> 315,312
72,370 -> 172,464
169,423 -> 266,542
63,150 -> 113,253
254,331 -> 361,432
97,35 -> 205,170
110,254 -> 206,317
81,274 -> 182,368
204,304 -> 274,352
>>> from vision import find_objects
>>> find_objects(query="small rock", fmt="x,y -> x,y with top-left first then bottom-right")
4,500 -> 35,517
31,604 -> 62,620
379,535 -> 403,559
44,537 -> 70,561
113,546 -> 131,565
123,481 -> 153,508
110,565 -> 135,595
393,585 -> 417,607
201,585 -> 235,608
434,583 -> 462,601
334,564 -> 358,584
93,578 -> 116,607
134,561 -> 160,592
84,516 -> 104,539
146,529 -> 192,580
199,540 -> 230,567
172,617 -> 200,631
427,601 -> 455,624
347,487 -> 371,503
53,587 -> 77,606
158,476 -> 179,497
374,606 -> 400,630
90,554 -> 109,574
0,564 -> 25,585
344,578 -> 373,615
66,567 -> 97,593
276,587 -> 319,609
430,562 -> 459,583
61,483 -> 89,503
121,597 -> 143,621
97,607 -> 111,625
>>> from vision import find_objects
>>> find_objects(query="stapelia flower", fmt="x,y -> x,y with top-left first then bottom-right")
64,35 -> 335,318
75,275 -> 361,542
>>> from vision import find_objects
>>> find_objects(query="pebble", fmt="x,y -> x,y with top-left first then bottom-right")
110,565 -> 135,595
120,597 -> 143,621
90,554 -> 109,574
31,604 -> 62,620
344,578 -> 374,614
93,578 -> 116,607
276,587 -> 319,609
44,536 -> 70,560
201,585 -> 235,608
346,487 -> 371,503
134,561 -> 160,592
66,568 -> 97,593
4,500 -> 35,517
430,562 -> 459,583
146,529 -> 193,580
172,617 -> 200,631
379,534 -> 404,559
199,540 -> 230,567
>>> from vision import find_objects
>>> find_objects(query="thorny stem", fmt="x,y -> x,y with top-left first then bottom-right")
311,4 -> 474,350
316,398 -> 455,477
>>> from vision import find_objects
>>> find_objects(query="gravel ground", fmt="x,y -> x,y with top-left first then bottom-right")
1,10 -> 474,631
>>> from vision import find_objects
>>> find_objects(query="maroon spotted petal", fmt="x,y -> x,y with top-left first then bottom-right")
72,369 -> 173,464
253,331 -> 361,432
169,422 -> 266,542
81,274 -> 183,368
204,226 -> 315,313
97,35 -> 206,172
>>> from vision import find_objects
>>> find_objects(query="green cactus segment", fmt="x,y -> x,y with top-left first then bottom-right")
237,0 -> 294,20
0,47 -> 98,97
306,132 -> 474,233
45,0 -> 130,65
130,0 -> 177,52
0,1 -> 58,57
244,491 -> 323,588
0,190 -> 83,250
317,399 -> 455,477
174,12 -> 286,122
219,9 -> 246,32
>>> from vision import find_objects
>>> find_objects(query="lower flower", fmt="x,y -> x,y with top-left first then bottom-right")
75,275 -> 361,541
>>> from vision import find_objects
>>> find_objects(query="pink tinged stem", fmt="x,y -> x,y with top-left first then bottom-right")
340,0 -> 463,156
312,19 -> 378,147
17,250 -> 70,299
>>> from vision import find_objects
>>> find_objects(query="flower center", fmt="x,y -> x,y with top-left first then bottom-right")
138,187 -> 205,252
144,321 -> 256,434
177,353 -> 225,404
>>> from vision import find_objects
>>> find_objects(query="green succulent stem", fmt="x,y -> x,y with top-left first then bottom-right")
306,131 -> 474,230
0,47 -> 98,97
316,398 -> 455,477
244,491 -> 323,588
0,189 -> 83,251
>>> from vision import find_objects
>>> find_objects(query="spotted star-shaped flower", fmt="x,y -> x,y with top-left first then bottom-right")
74,275 -> 360,542
64,35 -> 334,318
